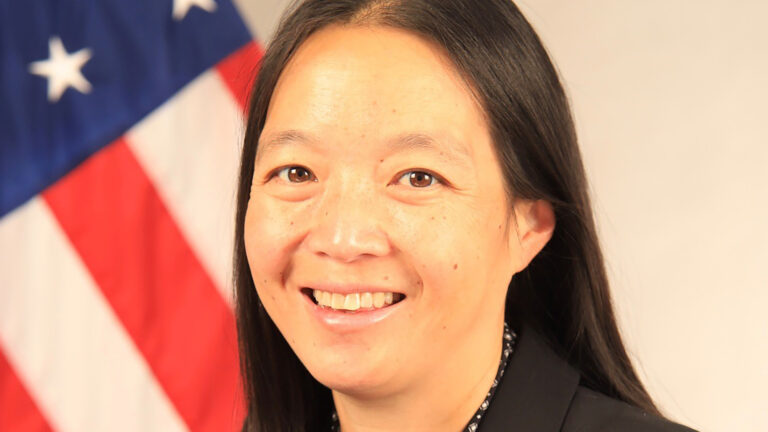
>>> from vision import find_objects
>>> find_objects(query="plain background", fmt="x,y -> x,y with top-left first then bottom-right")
232,1 -> 768,431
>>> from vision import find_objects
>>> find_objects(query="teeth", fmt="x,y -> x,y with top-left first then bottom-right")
373,292 -> 386,308
343,293 -> 360,310
360,292 -> 373,308
312,289 -> 402,311
331,293 -> 345,309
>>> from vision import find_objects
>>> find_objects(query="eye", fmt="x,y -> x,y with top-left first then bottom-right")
269,166 -> 317,183
394,170 -> 443,188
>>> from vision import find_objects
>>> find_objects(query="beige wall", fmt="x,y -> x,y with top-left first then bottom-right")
233,1 -> 768,431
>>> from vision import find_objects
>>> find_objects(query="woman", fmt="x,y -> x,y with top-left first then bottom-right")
232,1 -> 696,431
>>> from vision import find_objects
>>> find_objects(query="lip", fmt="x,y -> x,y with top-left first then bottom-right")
299,288 -> 407,335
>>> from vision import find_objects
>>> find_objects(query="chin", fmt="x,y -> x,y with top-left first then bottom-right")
307,357 -> 392,394
318,375 -> 393,397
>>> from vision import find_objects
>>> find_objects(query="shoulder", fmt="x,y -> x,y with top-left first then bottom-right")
481,323 -> 698,432
562,386 -> 698,432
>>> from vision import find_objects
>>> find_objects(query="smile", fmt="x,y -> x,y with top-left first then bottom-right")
303,288 -> 406,312
300,287 -> 408,334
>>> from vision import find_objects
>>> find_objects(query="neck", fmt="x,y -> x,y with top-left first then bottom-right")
332,317 -> 504,432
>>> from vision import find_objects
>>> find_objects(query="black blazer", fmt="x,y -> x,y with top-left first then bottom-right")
481,324 -> 697,432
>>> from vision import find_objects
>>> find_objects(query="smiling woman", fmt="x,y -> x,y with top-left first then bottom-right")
232,1 -> 696,432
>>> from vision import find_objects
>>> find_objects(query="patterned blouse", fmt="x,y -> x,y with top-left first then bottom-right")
330,321 -> 517,432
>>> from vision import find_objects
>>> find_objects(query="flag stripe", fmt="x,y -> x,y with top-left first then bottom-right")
0,198 -> 187,432
216,41 -> 264,109
0,347 -> 53,432
0,0 -> 252,218
126,69 -> 245,304
42,139 -> 244,432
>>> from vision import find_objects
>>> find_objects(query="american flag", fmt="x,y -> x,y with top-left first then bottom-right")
0,1 -> 263,430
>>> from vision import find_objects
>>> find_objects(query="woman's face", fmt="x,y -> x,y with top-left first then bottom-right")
244,25 -> 528,396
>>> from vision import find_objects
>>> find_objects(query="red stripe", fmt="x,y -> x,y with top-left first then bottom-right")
43,138 -> 244,432
0,346 -> 54,432
216,41 -> 264,108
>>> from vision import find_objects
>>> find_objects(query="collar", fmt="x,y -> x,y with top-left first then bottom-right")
480,323 -> 581,432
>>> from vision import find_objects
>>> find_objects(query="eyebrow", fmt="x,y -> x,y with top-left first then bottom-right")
256,129 -> 473,167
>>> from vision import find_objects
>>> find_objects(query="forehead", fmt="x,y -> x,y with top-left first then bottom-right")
261,24 -> 489,159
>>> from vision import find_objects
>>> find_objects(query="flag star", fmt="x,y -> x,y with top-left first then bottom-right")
28,36 -> 93,103
173,0 -> 217,20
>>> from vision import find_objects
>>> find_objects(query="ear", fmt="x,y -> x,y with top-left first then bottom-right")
508,199 -> 556,273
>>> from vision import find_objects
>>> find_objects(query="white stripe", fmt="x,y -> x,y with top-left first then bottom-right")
0,198 -> 188,432
127,70 -> 243,306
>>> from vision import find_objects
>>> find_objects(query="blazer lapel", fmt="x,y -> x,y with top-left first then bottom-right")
481,324 -> 580,432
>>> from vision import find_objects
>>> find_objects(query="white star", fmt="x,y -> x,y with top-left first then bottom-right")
28,36 -> 92,103
173,0 -> 217,20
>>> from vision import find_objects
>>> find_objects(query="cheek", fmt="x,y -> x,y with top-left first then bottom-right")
393,205 -> 486,291
243,196 -> 300,285
399,203 -> 511,306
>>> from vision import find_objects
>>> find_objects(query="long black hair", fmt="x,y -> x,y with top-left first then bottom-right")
233,1 -> 660,430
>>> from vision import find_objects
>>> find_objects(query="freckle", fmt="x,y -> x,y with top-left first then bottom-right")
431,216 -> 435,220
271,295 -> 276,301
498,224 -> 501,230
383,275 -> 389,280
392,108 -> 396,113
453,263 -> 458,270
263,279 -> 267,284
379,159 -> 384,163
325,211 -> 328,216
442,325 -> 447,330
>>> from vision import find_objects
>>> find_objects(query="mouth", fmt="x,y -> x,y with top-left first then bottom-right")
300,287 -> 406,313
300,286 -> 409,334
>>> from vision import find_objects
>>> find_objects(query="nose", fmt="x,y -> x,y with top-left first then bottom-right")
304,175 -> 391,263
